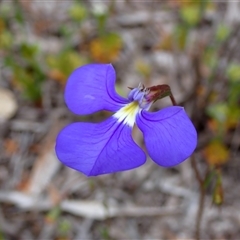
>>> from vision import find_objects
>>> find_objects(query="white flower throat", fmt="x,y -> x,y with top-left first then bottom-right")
114,84 -> 153,127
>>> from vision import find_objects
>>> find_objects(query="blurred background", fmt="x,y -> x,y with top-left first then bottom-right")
0,0 -> 240,239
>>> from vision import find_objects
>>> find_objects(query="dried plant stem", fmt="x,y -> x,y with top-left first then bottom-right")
191,155 -> 205,240
196,184 -> 206,240
170,95 -> 177,106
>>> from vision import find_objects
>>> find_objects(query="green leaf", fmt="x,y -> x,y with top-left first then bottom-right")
174,25 -> 188,50
46,206 -> 61,222
207,103 -> 228,123
69,3 -> 88,22
47,50 -> 87,83
0,4 -> 12,19
58,219 -> 71,235
180,5 -> 200,26
203,48 -> 217,69
216,24 -> 230,42
226,105 -> 240,128
5,58 -> 45,102
203,170 -> 216,189
20,42 -> 39,59
0,30 -> 13,49
100,227 -> 111,240
227,63 -> 240,83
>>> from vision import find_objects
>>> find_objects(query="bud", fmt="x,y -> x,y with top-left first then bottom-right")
128,84 -> 177,106
147,84 -> 173,102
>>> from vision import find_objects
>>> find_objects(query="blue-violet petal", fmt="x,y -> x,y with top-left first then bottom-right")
55,117 -> 146,176
136,106 -> 197,167
65,63 -> 129,115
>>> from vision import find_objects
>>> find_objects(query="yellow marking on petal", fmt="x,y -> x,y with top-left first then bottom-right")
113,101 -> 139,127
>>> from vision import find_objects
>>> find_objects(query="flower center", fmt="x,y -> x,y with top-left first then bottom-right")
113,83 -> 154,127
128,83 -> 153,110
113,101 -> 139,127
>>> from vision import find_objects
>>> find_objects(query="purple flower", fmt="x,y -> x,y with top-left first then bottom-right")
55,63 -> 197,176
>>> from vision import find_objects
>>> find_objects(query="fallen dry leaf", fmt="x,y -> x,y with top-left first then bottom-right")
3,138 -> 19,156
203,140 -> 230,166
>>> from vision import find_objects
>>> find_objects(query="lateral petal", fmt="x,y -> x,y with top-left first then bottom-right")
65,63 -> 129,115
136,106 -> 197,167
55,117 -> 146,176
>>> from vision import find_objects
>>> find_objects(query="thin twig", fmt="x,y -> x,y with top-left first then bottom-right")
191,154 -> 203,185
195,183 -> 206,240
191,155 -> 205,240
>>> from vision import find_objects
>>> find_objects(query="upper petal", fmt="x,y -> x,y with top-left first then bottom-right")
65,63 -> 129,115
136,106 -> 197,167
55,117 -> 146,176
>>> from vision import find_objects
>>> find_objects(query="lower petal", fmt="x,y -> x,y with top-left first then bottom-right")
55,118 -> 146,176
136,106 -> 197,167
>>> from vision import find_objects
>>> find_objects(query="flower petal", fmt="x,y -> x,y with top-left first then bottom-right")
136,106 -> 197,167
55,117 -> 146,176
65,63 -> 129,115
